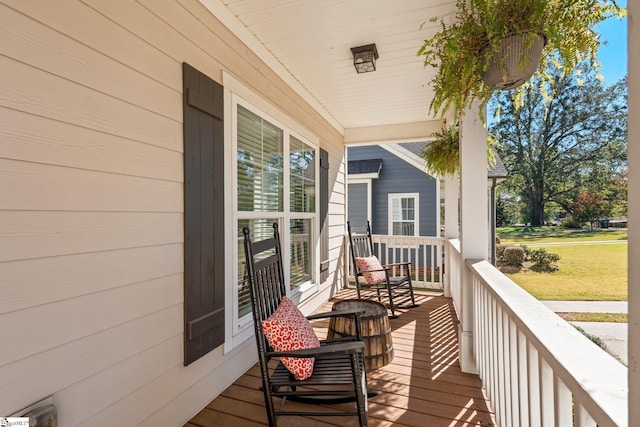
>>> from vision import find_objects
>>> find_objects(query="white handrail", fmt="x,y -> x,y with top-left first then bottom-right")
466,258 -> 627,427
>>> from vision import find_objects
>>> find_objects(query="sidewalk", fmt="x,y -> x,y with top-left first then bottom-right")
542,300 -> 627,313
542,301 -> 628,365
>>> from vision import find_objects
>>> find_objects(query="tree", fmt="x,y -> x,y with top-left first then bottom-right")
489,67 -> 627,226
568,191 -> 610,230
495,187 -> 525,225
610,170 -> 628,218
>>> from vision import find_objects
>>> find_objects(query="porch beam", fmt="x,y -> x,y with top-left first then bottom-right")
344,120 -> 444,145
459,104 -> 488,374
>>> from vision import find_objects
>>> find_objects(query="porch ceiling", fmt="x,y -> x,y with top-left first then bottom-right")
202,0 -> 457,134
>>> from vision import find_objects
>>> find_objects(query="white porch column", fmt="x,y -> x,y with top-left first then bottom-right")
628,2 -> 639,424
458,105 -> 488,374
443,173 -> 459,297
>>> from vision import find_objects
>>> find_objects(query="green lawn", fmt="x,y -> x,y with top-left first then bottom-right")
502,243 -> 627,300
498,228 -> 628,244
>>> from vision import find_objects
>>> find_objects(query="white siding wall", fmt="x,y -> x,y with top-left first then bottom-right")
0,0 -> 346,425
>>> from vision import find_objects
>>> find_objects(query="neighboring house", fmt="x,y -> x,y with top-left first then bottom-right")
347,144 -> 440,237
347,142 -> 509,247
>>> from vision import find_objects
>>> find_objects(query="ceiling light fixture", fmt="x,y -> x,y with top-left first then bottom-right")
350,44 -> 379,74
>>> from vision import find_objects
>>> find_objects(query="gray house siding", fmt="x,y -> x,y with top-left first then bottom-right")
348,145 -> 437,236
348,182 -> 368,226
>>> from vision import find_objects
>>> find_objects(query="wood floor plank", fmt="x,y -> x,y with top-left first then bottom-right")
189,406 -> 265,427
184,291 -> 495,426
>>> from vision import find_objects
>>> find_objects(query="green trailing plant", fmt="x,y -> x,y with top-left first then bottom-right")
421,124 -> 497,176
421,125 -> 460,176
417,0 -> 624,118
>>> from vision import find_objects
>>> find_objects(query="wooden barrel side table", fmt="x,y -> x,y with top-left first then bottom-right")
328,299 -> 394,371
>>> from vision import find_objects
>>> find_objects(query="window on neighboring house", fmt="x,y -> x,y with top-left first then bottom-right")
389,193 -> 419,236
235,102 -> 317,325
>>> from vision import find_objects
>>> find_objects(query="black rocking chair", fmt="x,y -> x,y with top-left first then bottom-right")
347,221 -> 418,318
242,223 -> 369,427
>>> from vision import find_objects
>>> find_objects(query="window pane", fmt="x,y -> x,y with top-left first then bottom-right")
401,198 -> 415,220
290,136 -> 315,213
237,219 -> 277,319
392,222 -> 415,236
290,218 -> 312,289
237,105 -> 283,212
390,198 -> 399,221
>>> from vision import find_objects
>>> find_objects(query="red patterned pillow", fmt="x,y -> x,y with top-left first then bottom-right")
262,297 -> 320,380
355,256 -> 387,284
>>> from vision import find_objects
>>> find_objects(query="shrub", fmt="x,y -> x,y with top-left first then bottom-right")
496,244 -> 506,260
562,217 -> 584,229
529,248 -> 560,269
503,246 -> 525,267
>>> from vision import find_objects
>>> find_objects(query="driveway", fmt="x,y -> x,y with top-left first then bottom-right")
542,301 -> 628,365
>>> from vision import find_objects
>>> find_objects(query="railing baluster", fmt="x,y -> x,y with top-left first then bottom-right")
554,375 -> 572,427
517,330 -> 529,427
509,318 -> 520,427
424,239 -> 429,283
540,358 -> 555,426
490,298 -> 498,411
528,344 -> 541,427
497,304 -> 507,426
575,403 -> 597,427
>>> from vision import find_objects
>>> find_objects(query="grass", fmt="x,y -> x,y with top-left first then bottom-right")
500,242 -> 627,301
558,312 -> 627,322
498,226 -> 560,234
498,228 -> 628,244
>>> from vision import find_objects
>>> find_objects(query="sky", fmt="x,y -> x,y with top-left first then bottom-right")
595,0 -> 628,85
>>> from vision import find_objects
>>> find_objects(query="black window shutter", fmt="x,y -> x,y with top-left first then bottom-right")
319,149 -> 330,282
183,62 -> 225,365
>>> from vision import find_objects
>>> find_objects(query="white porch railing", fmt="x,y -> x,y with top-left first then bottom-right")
447,240 -> 628,426
447,238 -> 462,307
347,234 -> 445,289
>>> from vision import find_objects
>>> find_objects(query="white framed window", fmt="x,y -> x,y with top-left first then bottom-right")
230,94 -> 319,345
388,193 -> 419,236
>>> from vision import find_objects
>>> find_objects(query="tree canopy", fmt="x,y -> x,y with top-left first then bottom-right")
489,66 -> 627,226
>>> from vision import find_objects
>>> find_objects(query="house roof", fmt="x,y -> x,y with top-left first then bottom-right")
347,159 -> 383,175
488,151 -> 509,179
398,142 -> 509,180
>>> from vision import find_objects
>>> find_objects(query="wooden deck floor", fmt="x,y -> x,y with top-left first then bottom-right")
185,290 -> 495,426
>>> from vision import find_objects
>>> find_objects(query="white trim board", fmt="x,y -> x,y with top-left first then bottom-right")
380,143 -> 434,177
348,172 -> 380,180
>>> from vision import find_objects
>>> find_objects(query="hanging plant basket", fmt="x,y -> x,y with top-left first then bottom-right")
482,33 -> 546,90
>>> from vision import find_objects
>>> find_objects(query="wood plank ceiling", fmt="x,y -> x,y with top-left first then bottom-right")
204,0 -> 457,132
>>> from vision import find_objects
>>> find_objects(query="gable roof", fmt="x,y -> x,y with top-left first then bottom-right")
398,142 -> 509,180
